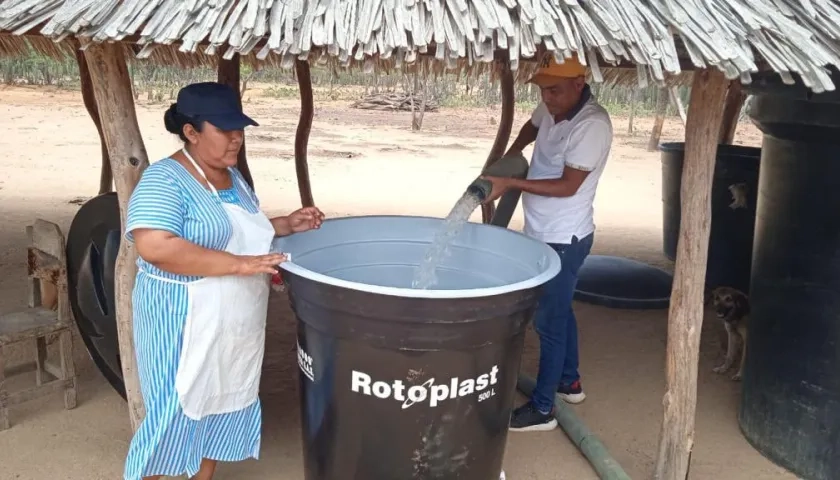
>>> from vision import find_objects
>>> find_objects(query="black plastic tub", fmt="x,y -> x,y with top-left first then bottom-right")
273,215 -> 561,480
738,71 -> 840,480
660,142 -> 761,293
66,192 -> 125,399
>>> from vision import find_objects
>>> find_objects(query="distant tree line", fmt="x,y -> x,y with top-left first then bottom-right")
1,42 -> 690,117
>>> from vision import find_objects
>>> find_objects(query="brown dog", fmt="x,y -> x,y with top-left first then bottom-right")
710,286 -> 750,381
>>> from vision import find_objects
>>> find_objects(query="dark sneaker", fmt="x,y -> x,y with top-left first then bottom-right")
557,380 -> 586,404
509,401 -> 557,432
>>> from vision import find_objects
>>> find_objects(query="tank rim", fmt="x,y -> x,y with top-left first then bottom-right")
275,214 -> 563,299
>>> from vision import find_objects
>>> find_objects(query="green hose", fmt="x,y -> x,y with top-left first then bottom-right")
516,374 -> 632,480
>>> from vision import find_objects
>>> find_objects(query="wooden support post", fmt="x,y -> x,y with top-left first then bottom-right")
481,58 -> 515,224
73,40 -> 112,194
294,60 -> 315,208
653,68 -> 729,480
648,87 -> 669,151
82,42 -> 148,431
718,80 -> 746,145
217,54 -> 255,189
410,68 -> 429,131
669,86 -> 687,126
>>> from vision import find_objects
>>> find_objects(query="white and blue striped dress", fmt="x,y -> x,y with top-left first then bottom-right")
122,157 -> 264,479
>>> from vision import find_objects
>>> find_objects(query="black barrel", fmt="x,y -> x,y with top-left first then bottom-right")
290,281 -> 533,479
660,142 -> 760,293
274,215 -> 560,480
739,70 -> 840,480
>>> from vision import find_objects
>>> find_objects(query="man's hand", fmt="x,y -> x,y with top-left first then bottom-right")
479,175 -> 513,203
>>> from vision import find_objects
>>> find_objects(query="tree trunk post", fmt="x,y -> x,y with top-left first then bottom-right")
669,86 -> 687,126
294,60 -> 315,208
718,80 -> 747,145
411,67 -> 429,132
216,53 -> 255,189
73,40 -> 112,194
82,42 -> 149,431
481,57 -> 515,224
648,87 -> 669,152
653,68 -> 729,480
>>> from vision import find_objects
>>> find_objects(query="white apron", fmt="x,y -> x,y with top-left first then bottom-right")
143,149 -> 276,420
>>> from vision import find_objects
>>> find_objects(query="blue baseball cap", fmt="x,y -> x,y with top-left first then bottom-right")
175,82 -> 259,131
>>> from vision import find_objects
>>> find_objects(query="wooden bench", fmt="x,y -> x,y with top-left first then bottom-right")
0,219 -> 78,431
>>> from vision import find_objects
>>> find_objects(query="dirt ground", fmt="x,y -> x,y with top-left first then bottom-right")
0,84 -> 793,480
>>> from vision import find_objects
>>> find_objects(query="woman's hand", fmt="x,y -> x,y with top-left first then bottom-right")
234,252 -> 287,276
288,206 -> 325,233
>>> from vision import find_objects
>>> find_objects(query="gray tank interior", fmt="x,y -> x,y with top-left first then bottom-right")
271,215 -> 561,295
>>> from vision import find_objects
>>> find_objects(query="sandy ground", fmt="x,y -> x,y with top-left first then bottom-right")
0,84 -> 794,480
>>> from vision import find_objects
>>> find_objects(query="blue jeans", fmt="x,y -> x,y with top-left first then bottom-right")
531,233 -> 594,413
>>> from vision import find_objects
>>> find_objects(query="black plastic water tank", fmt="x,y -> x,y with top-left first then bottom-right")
660,142 -> 760,293
273,215 -> 561,480
739,70 -> 840,480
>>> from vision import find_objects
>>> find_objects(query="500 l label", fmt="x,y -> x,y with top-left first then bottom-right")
351,365 -> 499,409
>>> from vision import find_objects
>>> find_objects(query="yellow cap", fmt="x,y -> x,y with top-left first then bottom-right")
527,53 -> 587,86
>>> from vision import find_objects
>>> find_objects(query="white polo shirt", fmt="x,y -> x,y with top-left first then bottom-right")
521,94 -> 613,245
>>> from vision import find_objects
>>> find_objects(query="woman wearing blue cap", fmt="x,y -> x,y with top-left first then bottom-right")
122,82 -> 325,480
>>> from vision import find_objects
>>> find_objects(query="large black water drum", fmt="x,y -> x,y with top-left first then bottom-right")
274,216 -> 561,480
739,73 -> 840,480
660,142 -> 760,293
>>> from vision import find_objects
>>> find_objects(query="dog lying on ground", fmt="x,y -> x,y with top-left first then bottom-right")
710,286 -> 750,381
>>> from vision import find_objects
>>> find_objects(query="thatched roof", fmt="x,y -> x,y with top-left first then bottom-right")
0,0 -> 838,91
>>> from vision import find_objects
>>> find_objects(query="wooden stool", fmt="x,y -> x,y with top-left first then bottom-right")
0,219 -> 78,431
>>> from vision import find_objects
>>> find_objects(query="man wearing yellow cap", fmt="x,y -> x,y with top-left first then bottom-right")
481,53 -> 613,432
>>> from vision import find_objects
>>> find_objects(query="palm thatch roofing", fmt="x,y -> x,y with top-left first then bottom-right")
0,0 -> 838,91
